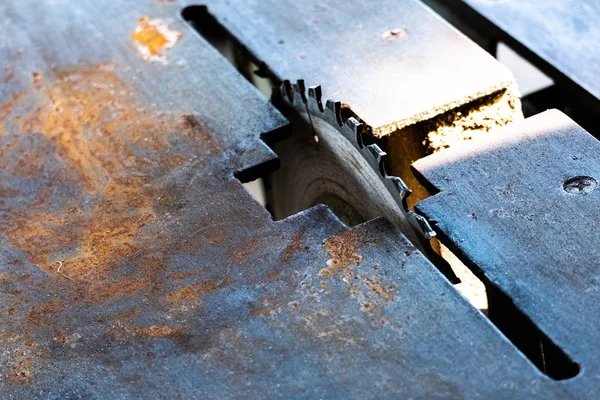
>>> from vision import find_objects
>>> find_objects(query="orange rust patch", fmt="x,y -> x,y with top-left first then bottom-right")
251,308 -> 272,317
267,271 -> 279,281
128,325 -> 184,339
226,238 -> 262,262
114,308 -> 142,321
132,17 -> 182,63
202,228 -> 229,245
365,276 -> 396,302
79,277 -> 149,305
0,272 -> 30,283
248,300 -> 273,317
163,276 -> 232,307
282,228 -> 306,262
26,299 -> 62,327
321,230 -> 363,279
24,299 -> 68,343
0,64 -> 221,303
0,91 -> 25,135
6,355 -> 35,385
169,270 -> 205,280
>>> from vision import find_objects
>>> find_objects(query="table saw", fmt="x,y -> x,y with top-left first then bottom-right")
0,0 -> 599,398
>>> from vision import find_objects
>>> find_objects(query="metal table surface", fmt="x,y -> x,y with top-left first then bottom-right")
0,0 -> 594,398
457,0 -> 600,110
202,0 -> 515,136
414,110 -> 600,398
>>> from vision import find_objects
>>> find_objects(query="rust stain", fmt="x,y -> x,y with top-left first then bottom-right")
267,271 -> 279,281
169,270 -> 205,281
251,308 -> 272,317
0,63 -> 222,305
6,356 -> 35,385
132,17 -> 182,63
26,299 -> 62,327
0,91 -> 25,135
282,228 -> 307,261
114,308 -> 142,321
0,272 -> 30,283
128,325 -> 184,339
77,277 -> 149,305
248,300 -> 273,317
226,238 -> 262,262
202,227 -> 229,245
24,299 -> 69,343
108,321 -> 186,344
321,230 -> 363,279
163,276 -> 232,308
365,276 -> 396,302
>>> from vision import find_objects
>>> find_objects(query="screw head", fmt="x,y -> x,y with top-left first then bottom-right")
563,176 -> 597,194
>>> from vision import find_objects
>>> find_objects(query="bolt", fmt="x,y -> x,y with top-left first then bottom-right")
563,176 -> 597,194
381,28 -> 408,41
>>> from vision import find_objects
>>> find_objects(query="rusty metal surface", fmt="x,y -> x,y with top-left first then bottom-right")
0,0 -> 591,398
201,0 -> 516,136
414,110 -> 600,397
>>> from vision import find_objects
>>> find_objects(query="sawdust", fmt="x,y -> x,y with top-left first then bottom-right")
386,84 -> 522,211
423,84 -> 522,152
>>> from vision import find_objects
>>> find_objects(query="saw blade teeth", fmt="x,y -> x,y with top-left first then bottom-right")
293,80 -> 307,104
292,79 -> 306,106
325,99 -> 343,126
307,85 -> 324,113
277,81 -> 441,257
281,80 -> 293,104
388,176 -> 412,200
366,143 -> 387,177
410,212 -> 436,240
344,117 -> 365,149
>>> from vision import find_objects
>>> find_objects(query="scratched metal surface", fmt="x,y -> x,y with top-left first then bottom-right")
201,0 -> 515,135
414,110 -> 600,397
456,0 -> 600,109
0,0 -> 585,398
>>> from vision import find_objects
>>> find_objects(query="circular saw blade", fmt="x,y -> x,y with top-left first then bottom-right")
268,80 -> 457,282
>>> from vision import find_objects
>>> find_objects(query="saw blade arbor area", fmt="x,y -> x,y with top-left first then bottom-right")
280,80 -> 434,238
277,79 -> 457,280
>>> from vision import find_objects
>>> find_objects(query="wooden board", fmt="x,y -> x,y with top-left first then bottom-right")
414,109 -> 600,395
